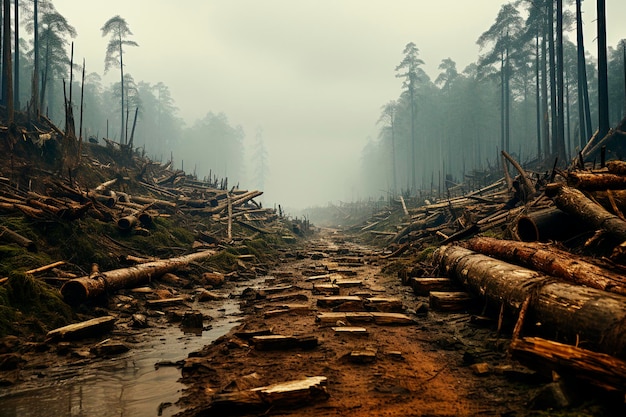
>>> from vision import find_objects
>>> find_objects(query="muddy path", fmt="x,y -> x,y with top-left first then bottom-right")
174,229 -> 552,417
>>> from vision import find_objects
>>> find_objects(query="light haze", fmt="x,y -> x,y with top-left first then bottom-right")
52,0 -> 626,210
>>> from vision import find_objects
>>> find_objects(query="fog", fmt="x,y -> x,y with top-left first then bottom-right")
50,0 -> 626,211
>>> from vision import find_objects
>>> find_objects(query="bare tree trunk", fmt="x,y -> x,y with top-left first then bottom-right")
2,0 -> 13,123
597,0 -> 609,140
13,0 -> 18,110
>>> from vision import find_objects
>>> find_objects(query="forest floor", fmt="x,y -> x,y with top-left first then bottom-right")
173,227 -> 623,417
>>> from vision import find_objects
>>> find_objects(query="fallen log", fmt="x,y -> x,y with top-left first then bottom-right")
510,336 -> 626,392
60,249 -> 216,304
567,171 -> 626,190
0,225 -> 36,252
435,245 -> 626,359
463,237 -> 626,295
545,183 -> 626,241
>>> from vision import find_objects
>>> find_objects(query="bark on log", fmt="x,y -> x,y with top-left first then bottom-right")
567,171 -> 626,190
545,183 -> 626,241
61,249 -> 216,304
463,236 -> 626,296
510,336 -> 626,392
435,245 -> 626,359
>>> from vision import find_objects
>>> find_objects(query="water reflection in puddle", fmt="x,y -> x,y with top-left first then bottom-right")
0,296 -> 245,417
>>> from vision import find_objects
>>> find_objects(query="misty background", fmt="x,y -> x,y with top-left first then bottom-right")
20,1 -> 626,213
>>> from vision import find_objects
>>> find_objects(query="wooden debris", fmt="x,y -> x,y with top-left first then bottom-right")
429,291 -> 475,312
316,312 -> 415,326
511,336 -> 626,392
410,277 -> 457,296
145,297 -> 186,306
46,316 -> 116,341
60,249 -> 216,304
464,236 -> 626,296
201,376 -> 329,415
316,296 -> 362,308
251,334 -> 318,350
436,245 -> 626,359
348,349 -> 377,363
331,326 -> 368,335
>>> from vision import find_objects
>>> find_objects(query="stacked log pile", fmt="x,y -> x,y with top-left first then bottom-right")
427,158 -> 626,392
347,118 -> 626,394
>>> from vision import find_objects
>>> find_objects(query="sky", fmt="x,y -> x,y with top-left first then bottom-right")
51,0 -> 626,211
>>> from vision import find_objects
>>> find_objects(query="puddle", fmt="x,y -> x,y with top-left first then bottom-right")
0,294 -> 247,417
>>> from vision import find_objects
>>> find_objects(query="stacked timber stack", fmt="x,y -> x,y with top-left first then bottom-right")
430,157 -> 626,393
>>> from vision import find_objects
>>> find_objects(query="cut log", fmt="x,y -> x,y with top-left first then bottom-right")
409,277 -> 457,296
463,236 -> 626,296
60,249 -> 216,304
429,291 -> 475,312
435,245 -> 626,359
510,336 -> 626,392
545,183 -> 626,241
46,316 -> 116,341
567,171 -> 626,190
203,376 -> 328,415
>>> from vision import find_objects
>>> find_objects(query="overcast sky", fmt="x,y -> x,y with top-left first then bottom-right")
52,0 -> 626,210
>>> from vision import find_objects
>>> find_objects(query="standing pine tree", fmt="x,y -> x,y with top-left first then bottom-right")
101,15 -> 138,144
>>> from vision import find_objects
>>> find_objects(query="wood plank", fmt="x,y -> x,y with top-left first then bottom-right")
312,283 -> 340,295
331,326 -> 368,335
429,291 -> 475,312
264,304 -> 312,318
251,334 -> 318,350
46,316 -> 116,341
410,277 -> 457,296
146,297 -> 186,306
316,296 -> 362,308
365,297 -> 403,312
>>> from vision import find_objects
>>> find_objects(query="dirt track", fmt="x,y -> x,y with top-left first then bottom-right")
175,229 -> 548,417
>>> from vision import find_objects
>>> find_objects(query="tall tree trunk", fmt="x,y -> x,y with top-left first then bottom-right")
548,1 -> 557,156
409,81 -> 416,194
505,42 -> 510,154
13,0 -> 18,110
500,52 -> 505,155
2,0 -> 13,123
119,35 -> 125,144
555,0 -> 566,162
32,0 -> 39,118
391,114 -> 397,198
535,31 -> 542,159
541,14 -> 550,157
576,0 -> 592,142
597,0 -> 609,139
